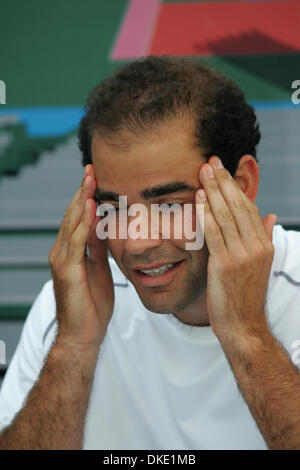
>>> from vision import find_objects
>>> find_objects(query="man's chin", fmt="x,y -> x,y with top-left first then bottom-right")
130,284 -> 176,313
135,286 -> 203,315
126,264 -> 208,314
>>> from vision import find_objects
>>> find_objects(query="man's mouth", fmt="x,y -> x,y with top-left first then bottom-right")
132,260 -> 185,286
139,262 -> 176,276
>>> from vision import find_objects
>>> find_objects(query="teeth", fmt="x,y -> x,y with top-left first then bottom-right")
141,263 -> 175,276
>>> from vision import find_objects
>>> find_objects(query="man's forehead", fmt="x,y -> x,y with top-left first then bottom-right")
91,114 -> 199,155
92,129 -> 136,153
91,117 -> 207,195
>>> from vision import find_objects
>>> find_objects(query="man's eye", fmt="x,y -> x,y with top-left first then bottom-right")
95,200 -> 120,212
160,203 -> 183,211
105,206 -> 119,213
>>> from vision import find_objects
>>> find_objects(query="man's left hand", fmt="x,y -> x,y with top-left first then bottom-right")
196,156 -> 277,345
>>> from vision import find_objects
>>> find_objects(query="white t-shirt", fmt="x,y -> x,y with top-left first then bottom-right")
0,224 -> 300,450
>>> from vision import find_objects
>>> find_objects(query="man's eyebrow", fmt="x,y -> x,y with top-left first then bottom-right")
94,188 -> 120,202
95,181 -> 196,202
142,182 -> 196,199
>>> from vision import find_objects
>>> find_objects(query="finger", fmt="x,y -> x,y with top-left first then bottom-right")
66,165 -> 93,213
87,213 -> 108,264
232,180 -> 277,247
68,198 -> 97,264
66,175 -> 96,234
209,156 -> 262,253
199,162 -> 245,258
53,177 -> 86,259
56,174 -> 96,261
195,188 -> 228,259
262,213 -> 277,241
84,164 -> 95,178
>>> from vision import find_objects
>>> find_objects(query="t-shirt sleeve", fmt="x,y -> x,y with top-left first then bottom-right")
0,280 -> 57,432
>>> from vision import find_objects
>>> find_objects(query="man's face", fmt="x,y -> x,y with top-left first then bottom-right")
92,116 -> 209,315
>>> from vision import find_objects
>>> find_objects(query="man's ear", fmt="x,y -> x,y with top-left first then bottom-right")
233,155 -> 259,203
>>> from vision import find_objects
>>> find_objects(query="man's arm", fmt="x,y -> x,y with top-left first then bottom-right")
220,325 -> 300,450
0,342 -> 99,449
196,155 -> 300,450
0,164 -> 114,449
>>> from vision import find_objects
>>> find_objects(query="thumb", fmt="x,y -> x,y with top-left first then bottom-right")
262,213 -> 277,241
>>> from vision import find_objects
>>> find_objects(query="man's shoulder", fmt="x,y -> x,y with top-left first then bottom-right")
272,224 -> 300,282
267,225 -> 300,339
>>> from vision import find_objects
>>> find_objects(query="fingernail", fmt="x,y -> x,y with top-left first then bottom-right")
197,189 -> 207,201
206,165 -> 214,178
212,157 -> 223,169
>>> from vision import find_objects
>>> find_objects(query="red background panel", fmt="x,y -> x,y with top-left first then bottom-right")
150,1 -> 300,56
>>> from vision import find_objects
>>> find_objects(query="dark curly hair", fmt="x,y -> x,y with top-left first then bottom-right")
78,55 -> 260,176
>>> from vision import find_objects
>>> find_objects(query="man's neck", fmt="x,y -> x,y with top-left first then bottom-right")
173,289 -> 210,327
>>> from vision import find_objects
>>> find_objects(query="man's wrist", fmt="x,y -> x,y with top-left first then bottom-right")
217,318 -> 275,359
52,336 -> 102,363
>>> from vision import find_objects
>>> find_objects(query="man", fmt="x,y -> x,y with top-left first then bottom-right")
0,55 -> 300,450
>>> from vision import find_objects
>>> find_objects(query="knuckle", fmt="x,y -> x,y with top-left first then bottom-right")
218,208 -> 233,224
203,203 -> 211,215
250,204 -> 260,216
207,178 -> 218,191
253,244 -> 265,260
235,252 -> 250,269
206,220 -> 221,237
50,252 -> 73,281
218,170 -> 229,183
70,233 -> 81,249
49,241 -> 60,266
62,212 -> 74,235
48,249 -> 56,266
64,205 -> 72,220
55,264 -> 67,281
56,263 -> 74,282
231,198 -> 244,211
220,258 -> 234,275
71,227 -> 87,248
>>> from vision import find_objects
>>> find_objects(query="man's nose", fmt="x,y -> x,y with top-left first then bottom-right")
123,212 -> 162,255
123,235 -> 162,255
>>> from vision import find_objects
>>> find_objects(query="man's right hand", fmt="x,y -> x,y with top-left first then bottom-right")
0,164 -> 114,450
49,164 -> 114,351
